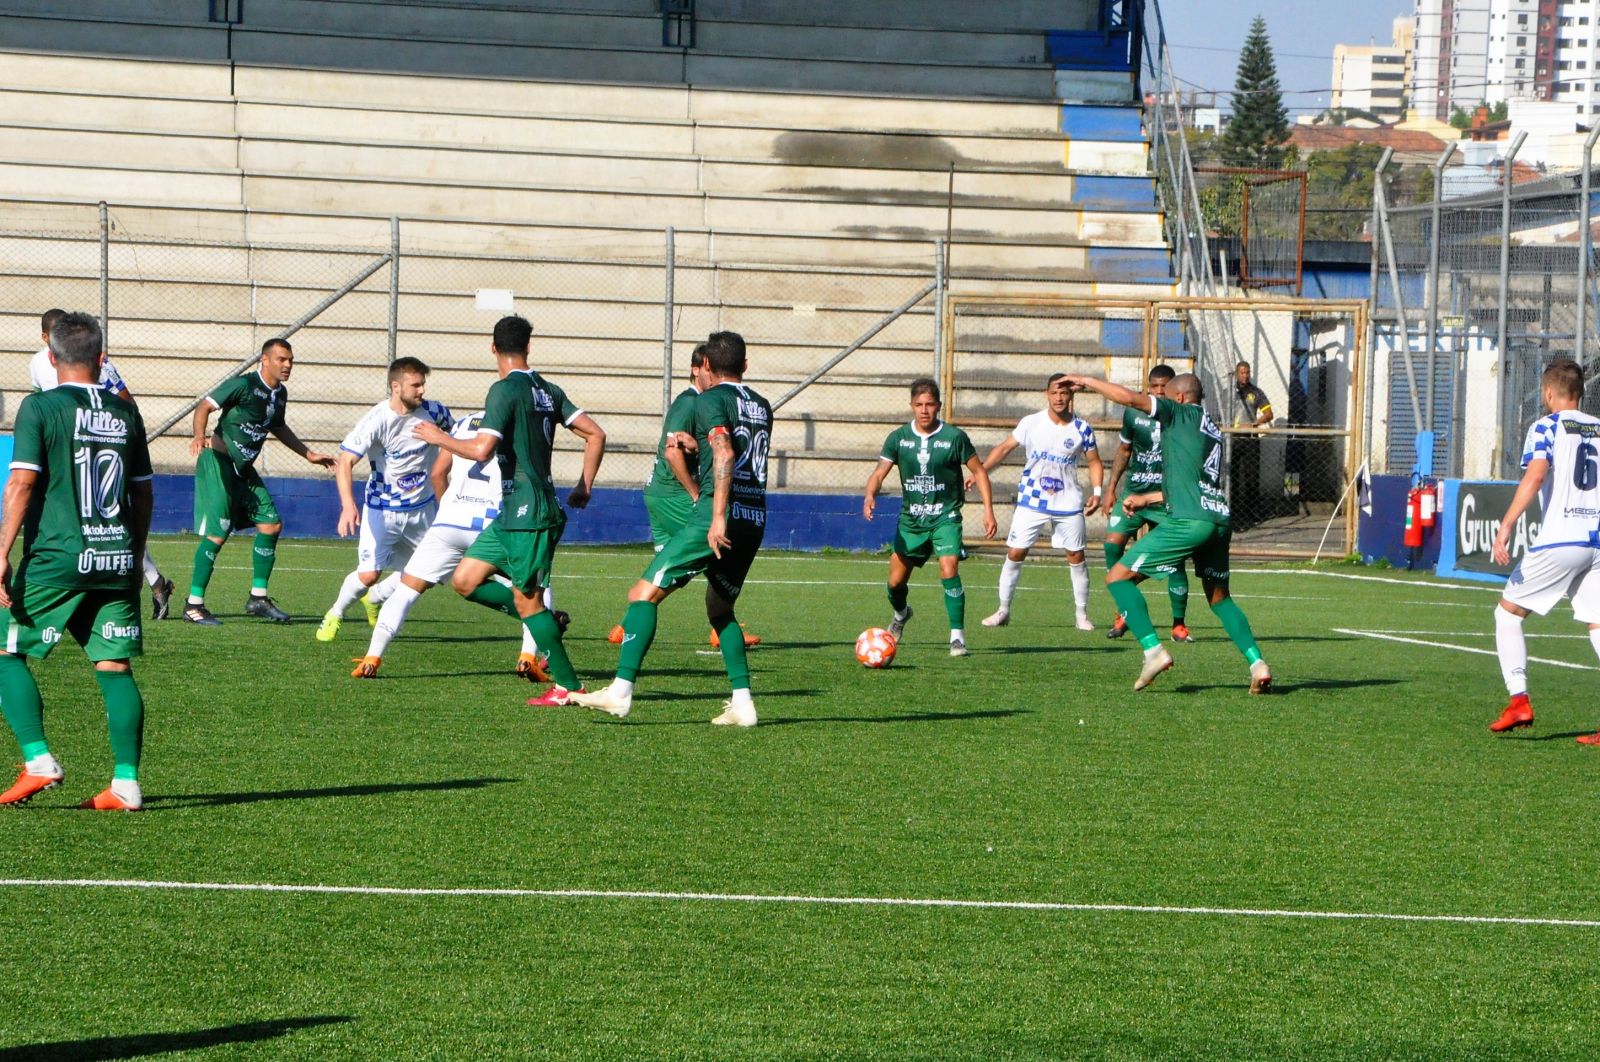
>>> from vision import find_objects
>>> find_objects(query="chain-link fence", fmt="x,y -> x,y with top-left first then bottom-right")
1370,134 -> 1600,480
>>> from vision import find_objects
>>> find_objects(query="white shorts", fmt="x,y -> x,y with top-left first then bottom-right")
402,523 -> 478,586
1006,507 -> 1086,552
358,502 -> 435,573
1503,545 -> 1600,620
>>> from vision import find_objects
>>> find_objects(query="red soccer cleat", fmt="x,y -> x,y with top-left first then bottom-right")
79,786 -> 141,812
1576,731 -> 1600,746
528,685 -> 584,707
0,767 -> 63,806
708,629 -> 762,649
1171,623 -> 1195,643
607,625 -> 625,645
1489,695 -> 1534,733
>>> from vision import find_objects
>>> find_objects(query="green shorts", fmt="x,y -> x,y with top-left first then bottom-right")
1122,517 -> 1230,582
644,489 -> 696,549
643,517 -> 763,601
894,519 -> 966,568
0,580 -> 142,661
1106,500 -> 1167,538
194,448 -> 279,538
464,521 -> 563,594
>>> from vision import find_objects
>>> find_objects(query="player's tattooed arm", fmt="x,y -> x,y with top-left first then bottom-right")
1105,442 -> 1132,503
863,458 -> 893,521
271,422 -> 335,468
1493,458 -> 1549,565
965,455 -> 999,539
707,430 -> 735,556
566,413 -> 606,510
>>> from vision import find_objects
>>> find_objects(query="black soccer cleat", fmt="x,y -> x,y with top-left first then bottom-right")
552,609 -> 571,634
150,577 -> 176,621
181,603 -> 222,627
244,596 -> 291,623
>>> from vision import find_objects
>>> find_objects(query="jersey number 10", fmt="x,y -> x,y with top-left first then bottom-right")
74,447 -> 124,520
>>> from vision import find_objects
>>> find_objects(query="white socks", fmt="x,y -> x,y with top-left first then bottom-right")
25,752 -> 61,777
521,624 -> 538,655
330,571 -> 370,616
950,628 -> 964,644
366,571 -> 404,608
1495,606 -> 1528,697
611,678 -> 635,702
1070,561 -> 1090,615
110,778 -> 143,807
142,552 -> 164,588
998,559 -> 1023,612
730,687 -> 754,710
368,584 -> 422,658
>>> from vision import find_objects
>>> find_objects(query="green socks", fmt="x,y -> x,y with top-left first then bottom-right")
711,612 -> 752,690
1108,579 -> 1161,650
94,669 -> 144,780
887,582 -> 909,614
466,580 -> 517,616
189,537 -> 222,601
0,653 -> 45,758
251,531 -> 279,594
616,600 -> 658,682
524,609 -> 580,690
941,576 -> 964,631
1169,565 -> 1190,625
1211,596 -> 1263,665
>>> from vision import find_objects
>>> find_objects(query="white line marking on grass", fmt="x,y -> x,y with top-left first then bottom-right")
1361,629 -> 1592,640
1,878 -> 1596,929
1333,628 -> 1598,670
1239,569 -> 1500,593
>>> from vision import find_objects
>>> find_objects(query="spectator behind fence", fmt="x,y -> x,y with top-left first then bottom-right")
1231,361 -> 1275,522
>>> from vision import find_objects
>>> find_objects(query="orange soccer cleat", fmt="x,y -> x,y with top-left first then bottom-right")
608,625 -> 625,645
515,652 -> 551,683
1490,695 -> 1534,733
79,786 -> 141,812
1171,623 -> 1195,643
1577,731 -> 1600,746
350,656 -> 382,679
709,629 -> 762,649
0,767 -> 63,806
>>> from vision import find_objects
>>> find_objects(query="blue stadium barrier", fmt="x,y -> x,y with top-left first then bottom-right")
1356,473 -> 1441,570
1057,104 -> 1144,142
1070,175 -> 1157,211
1086,246 -> 1171,284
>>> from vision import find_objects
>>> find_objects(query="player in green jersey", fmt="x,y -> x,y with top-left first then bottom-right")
1063,372 -> 1271,694
0,313 -> 154,811
572,331 -> 771,726
1103,364 -> 1193,644
864,379 -> 996,657
182,338 -> 335,626
412,315 -> 606,706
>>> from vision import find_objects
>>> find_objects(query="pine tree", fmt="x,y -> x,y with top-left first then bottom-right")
1220,16 -> 1290,168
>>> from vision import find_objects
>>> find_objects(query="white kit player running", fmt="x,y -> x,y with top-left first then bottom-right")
30,307 -> 175,619
349,411 -> 547,679
975,373 -> 1105,630
1487,359 -> 1600,738
317,357 -> 453,642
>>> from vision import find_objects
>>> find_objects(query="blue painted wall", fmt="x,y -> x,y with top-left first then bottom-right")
1071,174 -> 1157,211
1058,104 -> 1144,142
1086,246 -> 1171,284
148,474 -> 900,552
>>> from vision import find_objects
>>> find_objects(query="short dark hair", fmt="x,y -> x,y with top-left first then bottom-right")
40,308 -> 66,336
47,311 -> 102,370
1149,364 -> 1176,384
262,337 -> 292,357
388,356 -> 430,383
910,377 -> 940,402
1543,359 -> 1585,399
704,331 -> 746,376
1235,360 -> 1251,372
1046,372 -> 1069,389
493,315 -> 532,355
690,343 -> 707,369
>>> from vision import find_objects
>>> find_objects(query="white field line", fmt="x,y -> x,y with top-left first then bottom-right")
1237,568 -> 1500,593
1,877 -> 1596,929
1333,628 -> 1598,670
1360,629 -> 1592,640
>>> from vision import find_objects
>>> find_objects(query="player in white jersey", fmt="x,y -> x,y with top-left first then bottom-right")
349,411 -> 548,679
29,308 -> 175,619
974,373 -> 1105,630
1487,360 -> 1600,737
316,357 -> 453,642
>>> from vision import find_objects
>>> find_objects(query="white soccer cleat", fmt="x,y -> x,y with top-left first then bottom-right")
1250,660 -> 1273,695
1133,646 -> 1174,691
1075,613 -> 1095,632
949,637 -> 969,658
568,683 -> 632,718
711,700 -> 758,727
887,607 -> 912,642
314,611 -> 341,642
980,609 -> 1009,627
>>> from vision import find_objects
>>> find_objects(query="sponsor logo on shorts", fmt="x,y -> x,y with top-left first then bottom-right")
76,548 -> 135,576
40,626 -> 60,644
100,621 -> 141,640
729,503 -> 765,526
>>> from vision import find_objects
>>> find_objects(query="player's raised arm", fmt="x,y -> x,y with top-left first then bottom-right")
416,419 -> 497,463
863,455 -> 893,521
565,412 -> 605,510
1493,458 -> 1549,567
964,453 -> 998,539
1062,375 -> 1149,413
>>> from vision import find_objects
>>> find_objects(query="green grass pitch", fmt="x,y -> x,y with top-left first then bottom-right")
4,537 -> 1600,1059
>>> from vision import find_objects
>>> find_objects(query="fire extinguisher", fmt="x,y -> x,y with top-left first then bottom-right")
1404,487 -> 1425,548
1419,479 -> 1438,529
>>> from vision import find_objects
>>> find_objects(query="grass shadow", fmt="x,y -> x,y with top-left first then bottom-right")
0,1016 -> 353,1060
1524,730 -> 1596,742
1167,678 -> 1404,694
143,777 -> 515,810
758,707 -> 1033,727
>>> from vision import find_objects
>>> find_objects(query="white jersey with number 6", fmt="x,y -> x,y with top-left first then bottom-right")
434,411 -> 504,532
1522,409 -> 1600,550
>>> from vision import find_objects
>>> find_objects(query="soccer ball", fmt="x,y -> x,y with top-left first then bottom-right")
855,627 -> 897,669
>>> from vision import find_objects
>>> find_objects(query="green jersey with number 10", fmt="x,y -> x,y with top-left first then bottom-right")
693,382 -> 771,529
9,383 -> 154,589
1150,396 -> 1230,526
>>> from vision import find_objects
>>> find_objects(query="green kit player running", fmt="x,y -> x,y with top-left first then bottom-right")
864,378 -> 997,657
572,331 -> 770,726
412,314 -> 606,707
1104,363 -> 1193,644
0,312 -> 154,811
1062,372 -> 1271,694
183,338 -> 334,625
